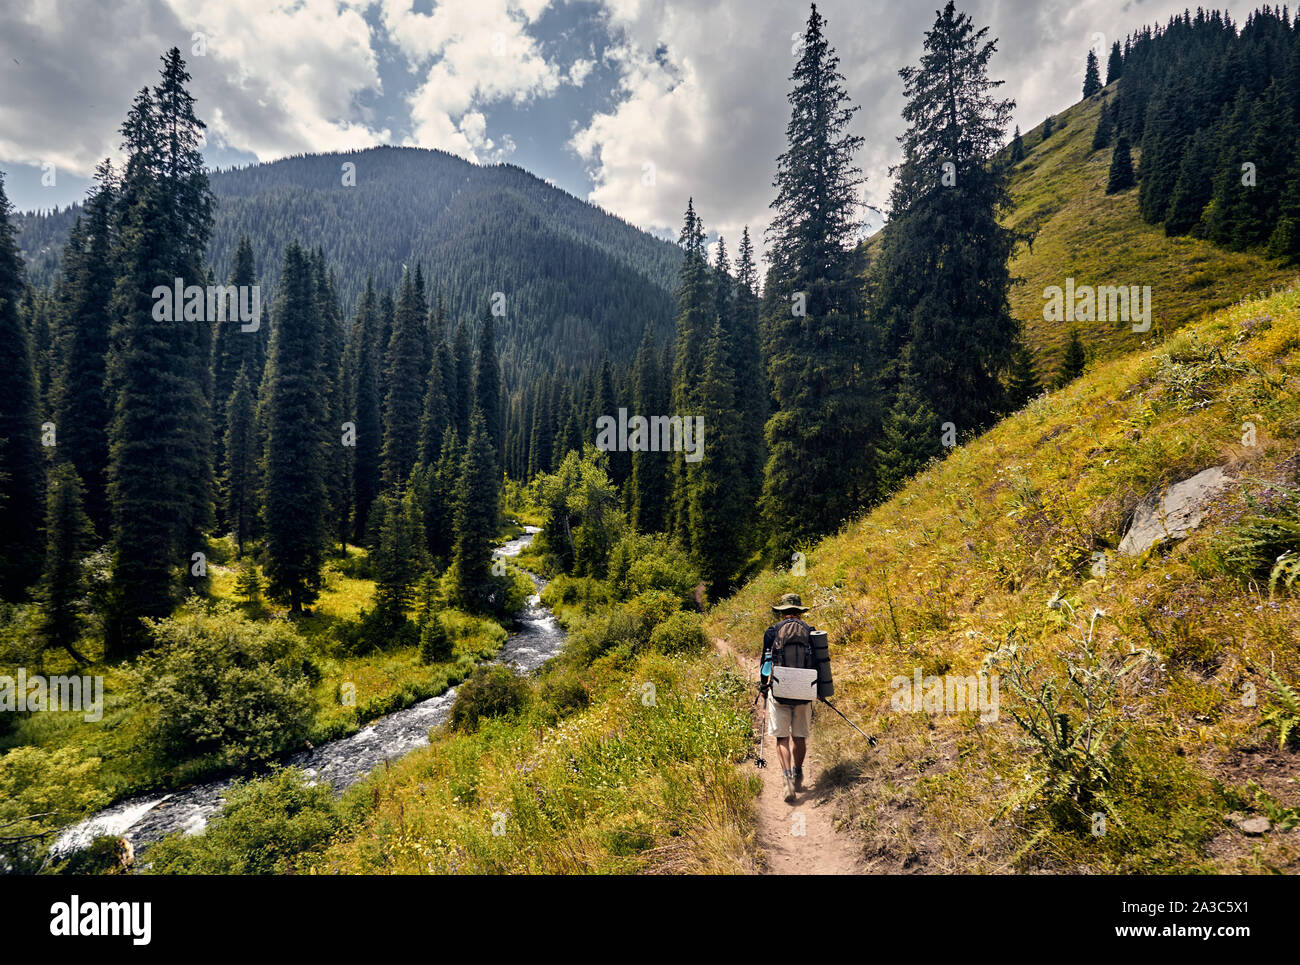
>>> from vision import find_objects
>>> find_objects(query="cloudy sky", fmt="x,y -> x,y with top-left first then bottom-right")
0,0 -> 1271,249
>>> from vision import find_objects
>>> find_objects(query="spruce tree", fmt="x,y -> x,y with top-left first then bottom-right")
373,488 -> 425,624
628,335 -> 667,532
104,51 -> 214,653
1091,101 -> 1113,152
690,321 -> 745,598
1106,134 -> 1136,193
1042,114 -> 1054,139
427,424 -> 461,563
451,318 -> 473,439
1083,48 -> 1102,98
452,408 -> 499,610
527,375 -> 556,479
0,174 -> 44,600
669,199 -> 712,547
37,463 -> 91,663
1106,41 -> 1123,84
1005,339 -> 1043,410
51,161 -> 116,536
348,277 -> 382,544
235,556 -> 262,607
313,254 -> 350,552
262,243 -> 326,614
1056,328 -> 1088,386
1009,125 -> 1026,162
473,308 -> 502,461
221,366 -> 258,555
418,339 -> 453,466
1137,85 -> 1192,224
873,2 -> 1017,443
760,4 -> 872,560
381,269 -> 426,490
730,227 -> 767,507
210,234 -> 259,500
1164,127 -> 1213,235
874,362 -> 943,496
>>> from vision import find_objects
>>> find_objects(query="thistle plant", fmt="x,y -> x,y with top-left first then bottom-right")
977,596 -> 1154,831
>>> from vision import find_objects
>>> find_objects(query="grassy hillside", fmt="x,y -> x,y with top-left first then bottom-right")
1005,85 -> 1295,379
711,286 -> 1300,873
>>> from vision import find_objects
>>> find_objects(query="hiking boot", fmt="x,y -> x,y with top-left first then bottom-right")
793,767 -> 804,791
782,771 -> 796,803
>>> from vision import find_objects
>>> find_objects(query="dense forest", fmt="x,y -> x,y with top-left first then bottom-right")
1095,5 -> 1300,256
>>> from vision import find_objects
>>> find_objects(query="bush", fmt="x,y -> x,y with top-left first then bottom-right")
144,768 -> 341,874
450,664 -> 531,733
419,616 -> 453,664
0,746 -> 105,873
333,607 -> 419,656
649,611 -> 707,654
564,607 -> 647,668
55,835 -> 133,875
132,602 -> 316,767
626,590 -> 680,633
328,552 -> 373,580
538,671 -> 590,720
608,533 -> 700,604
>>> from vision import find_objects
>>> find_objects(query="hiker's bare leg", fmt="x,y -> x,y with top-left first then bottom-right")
775,736 -> 792,771
793,737 -> 806,771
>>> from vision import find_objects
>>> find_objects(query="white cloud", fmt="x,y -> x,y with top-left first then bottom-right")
380,0 -> 560,162
0,0 -> 389,177
567,57 -> 595,86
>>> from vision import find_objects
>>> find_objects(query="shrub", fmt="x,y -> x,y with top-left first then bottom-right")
144,768 -> 341,874
328,552 -> 373,580
626,590 -> 680,634
649,611 -> 707,654
333,606 -> 419,656
538,671 -> 590,720
419,616 -> 453,664
0,746 -> 104,873
131,602 -> 316,767
450,664 -> 530,733
608,533 -> 700,604
55,835 -> 133,875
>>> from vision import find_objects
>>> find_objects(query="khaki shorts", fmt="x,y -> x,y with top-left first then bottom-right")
767,699 -> 812,738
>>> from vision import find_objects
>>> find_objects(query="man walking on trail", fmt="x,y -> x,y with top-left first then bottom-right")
761,593 -> 815,803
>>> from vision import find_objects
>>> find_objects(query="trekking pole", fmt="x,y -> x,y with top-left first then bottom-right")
754,687 -> 769,768
819,697 -> 877,747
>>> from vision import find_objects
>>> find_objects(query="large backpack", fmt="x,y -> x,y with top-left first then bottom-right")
770,618 -> 815,705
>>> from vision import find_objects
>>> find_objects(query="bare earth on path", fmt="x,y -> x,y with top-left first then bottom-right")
716,636 -> 867,875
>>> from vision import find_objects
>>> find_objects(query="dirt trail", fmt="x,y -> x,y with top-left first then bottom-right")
716,637 -> 866,875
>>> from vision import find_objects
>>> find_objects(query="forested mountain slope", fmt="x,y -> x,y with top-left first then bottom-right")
15,146 -> 682,380
1004,85 -> 1294,378
861,82 -> 1294,385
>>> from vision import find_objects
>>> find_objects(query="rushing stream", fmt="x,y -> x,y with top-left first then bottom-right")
52,526 -> 563,857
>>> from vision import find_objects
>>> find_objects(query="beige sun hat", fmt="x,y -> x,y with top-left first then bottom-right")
771,593 -> 810,614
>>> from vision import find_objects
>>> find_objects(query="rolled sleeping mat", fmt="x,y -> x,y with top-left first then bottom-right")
810,629 -> 833,698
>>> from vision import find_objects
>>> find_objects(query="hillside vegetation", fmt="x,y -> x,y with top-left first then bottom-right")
1004,84 -> 1294,377
711,285 -> 1300,873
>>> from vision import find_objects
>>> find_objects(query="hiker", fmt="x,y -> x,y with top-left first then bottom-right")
760,593 -> 818,803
